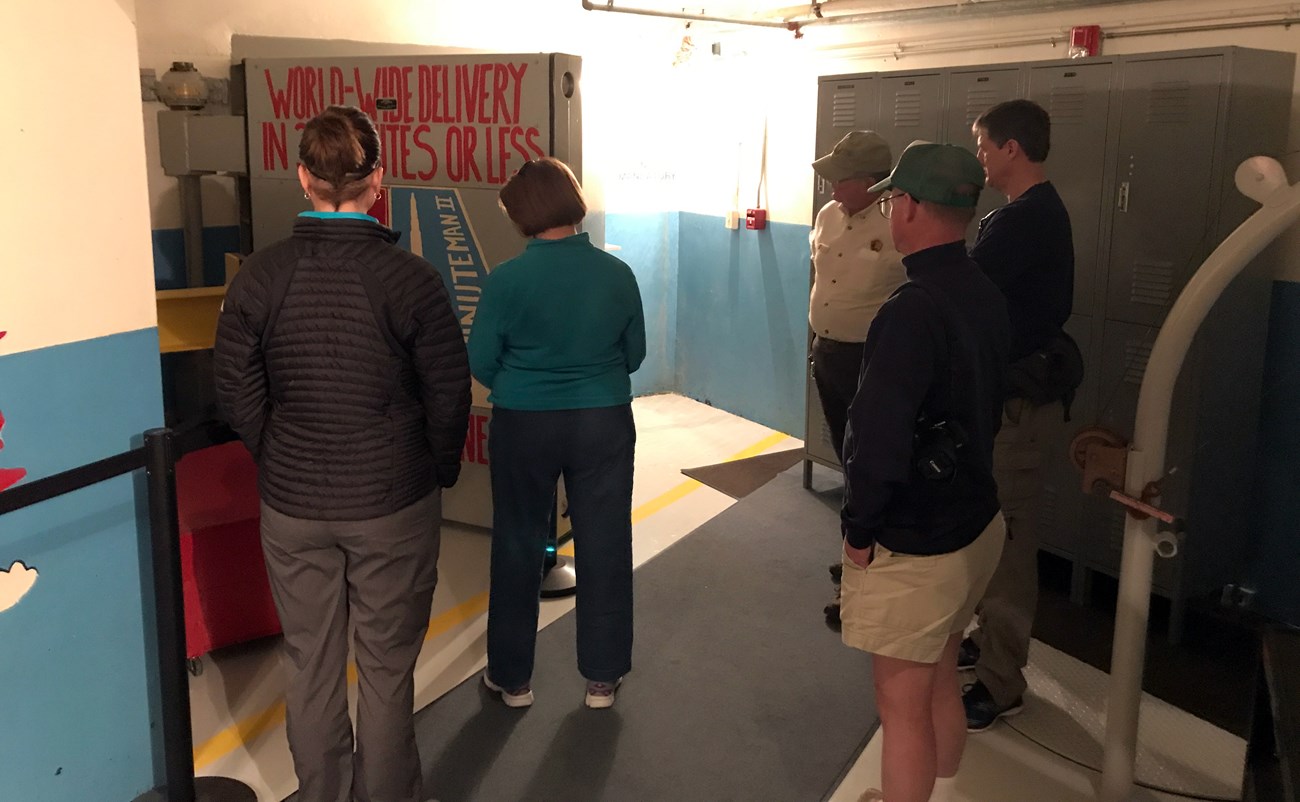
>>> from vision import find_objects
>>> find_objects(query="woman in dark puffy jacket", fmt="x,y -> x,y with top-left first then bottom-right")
468,157 -> 645,711
214,105 -> 470,802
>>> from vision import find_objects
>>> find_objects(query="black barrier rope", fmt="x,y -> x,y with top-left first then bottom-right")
0,447 -> 145,516
0,422 -> 253,802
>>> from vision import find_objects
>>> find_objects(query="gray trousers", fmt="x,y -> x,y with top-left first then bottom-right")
260,491 -> 441,802
970,399 -> 1063,707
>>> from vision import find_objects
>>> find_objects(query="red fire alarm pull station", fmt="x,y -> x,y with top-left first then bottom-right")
1068,25 -> 1101,58
745,208 -> 767,230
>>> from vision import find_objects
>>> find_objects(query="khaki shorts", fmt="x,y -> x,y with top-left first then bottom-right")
840,513 -> 1007,664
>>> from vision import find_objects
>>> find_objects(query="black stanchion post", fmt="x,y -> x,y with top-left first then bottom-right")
134,428 -> 254,802
540,491 -> 576,599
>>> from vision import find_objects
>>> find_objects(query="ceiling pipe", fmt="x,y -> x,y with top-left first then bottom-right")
768,0 -> 983,20
1104,14 -> 1300,40
790,0 -> 1155,27
817,3 -> 1300,60
580,1 -> 796,31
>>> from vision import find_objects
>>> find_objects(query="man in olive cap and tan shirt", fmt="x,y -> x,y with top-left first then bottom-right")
810,131 -> 907,626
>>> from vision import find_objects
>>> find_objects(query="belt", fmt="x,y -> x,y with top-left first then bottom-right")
814,336 -> 865,349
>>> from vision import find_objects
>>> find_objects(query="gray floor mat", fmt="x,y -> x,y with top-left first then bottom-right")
412,465 -> 876,802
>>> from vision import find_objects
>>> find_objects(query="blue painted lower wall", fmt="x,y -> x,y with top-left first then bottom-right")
675,213 -> 810,436
153,225 -> 241,290
607,213 -> 679,397
0,328 -> 165,802
602,211 -> 810,434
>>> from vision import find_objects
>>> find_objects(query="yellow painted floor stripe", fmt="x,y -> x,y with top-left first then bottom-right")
193,429 -> 793,769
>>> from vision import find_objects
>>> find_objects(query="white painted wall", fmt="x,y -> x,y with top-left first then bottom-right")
136,1 -> 1300,247
2,0 -> 157,355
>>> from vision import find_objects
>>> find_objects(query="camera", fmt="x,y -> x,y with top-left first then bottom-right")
913,418 -> 967,481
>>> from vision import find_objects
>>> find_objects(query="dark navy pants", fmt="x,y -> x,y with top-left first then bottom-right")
485,404 -> 636,689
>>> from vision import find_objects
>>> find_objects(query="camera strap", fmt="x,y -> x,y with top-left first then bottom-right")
901,280 -> 961,428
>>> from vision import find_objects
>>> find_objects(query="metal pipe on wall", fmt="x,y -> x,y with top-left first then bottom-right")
791,0 -> 1150,27
582,0 -> 1300,55
816,7 -> 1300,61
581,0 -> 1152,29
579,1 -> 791,29
1104,15 -> 1300,40
177,175 -> 206,288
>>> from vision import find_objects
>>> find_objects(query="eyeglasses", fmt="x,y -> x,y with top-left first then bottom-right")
876,192 -> 906,219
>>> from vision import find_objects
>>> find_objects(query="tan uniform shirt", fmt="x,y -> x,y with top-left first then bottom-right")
809,200 -> 907,343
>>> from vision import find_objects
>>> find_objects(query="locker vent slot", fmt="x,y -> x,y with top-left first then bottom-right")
1037,483 -> 1060,536
1050,85 -> 1087,124
1123,338 -> 1154,385
964,88 -> 1003,126
1106,508 -> 1125,558
832,90 -> 857,128
893,88 -> 923,128
1147,80 -> 1192,124
1131,260 -> 1175,307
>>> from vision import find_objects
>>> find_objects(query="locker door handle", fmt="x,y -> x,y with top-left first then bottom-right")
817,176 -> 826,196
1117,181 -> 1130,212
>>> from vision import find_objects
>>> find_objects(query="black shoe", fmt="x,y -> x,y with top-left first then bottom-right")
824,563 -> 843,629
824,600 -> 841,629
823,589 -> 842,629
963,680 -> 1023,732
957,636 -> 980,670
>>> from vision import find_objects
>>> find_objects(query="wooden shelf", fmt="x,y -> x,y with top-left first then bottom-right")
156,286 -> 227,353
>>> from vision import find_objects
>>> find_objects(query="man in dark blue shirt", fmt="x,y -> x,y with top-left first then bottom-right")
839,142 -> 1010,802
961,100 -> 1077,734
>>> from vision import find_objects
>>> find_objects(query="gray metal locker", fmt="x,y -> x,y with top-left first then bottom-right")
1029,61 -> 1116,319
876,72 -> 944,164
808,48 -> 1294,635
813,76 -> 879,208
945,67 -> 1024,232
1027,62 -> 1117,579
1103,55 -> 1225,329
943,68 -> 1024,144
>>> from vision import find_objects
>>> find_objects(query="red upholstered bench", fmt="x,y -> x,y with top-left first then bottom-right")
176,441 -> 281,660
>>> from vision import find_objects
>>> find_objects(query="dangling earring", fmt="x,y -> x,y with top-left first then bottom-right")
375,192 -> 382,200
303,192 -> 310,200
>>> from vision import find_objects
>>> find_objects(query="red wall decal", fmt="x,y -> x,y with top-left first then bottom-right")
0,409 -> 27,492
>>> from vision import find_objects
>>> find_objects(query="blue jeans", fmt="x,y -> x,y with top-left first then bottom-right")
486,405 -> 636,689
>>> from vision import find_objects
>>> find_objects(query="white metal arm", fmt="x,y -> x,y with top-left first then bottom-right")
1100,156 -> 1300,801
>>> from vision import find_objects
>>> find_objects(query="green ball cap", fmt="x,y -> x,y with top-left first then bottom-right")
868,141 -> 985,208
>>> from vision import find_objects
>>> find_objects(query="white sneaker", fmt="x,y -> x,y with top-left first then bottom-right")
483,674 -> 534,708
584,678 -> 622,709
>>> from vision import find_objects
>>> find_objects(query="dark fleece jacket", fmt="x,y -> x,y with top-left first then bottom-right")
214,216 -> 471,521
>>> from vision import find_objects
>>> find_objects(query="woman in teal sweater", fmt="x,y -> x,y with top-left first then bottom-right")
467,157 -> 646,710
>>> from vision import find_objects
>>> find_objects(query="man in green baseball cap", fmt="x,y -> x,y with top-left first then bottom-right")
838,139 -> 1009,802
868,139 -> 985,208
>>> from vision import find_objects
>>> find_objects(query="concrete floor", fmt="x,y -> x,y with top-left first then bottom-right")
189,393 -> 1244,801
